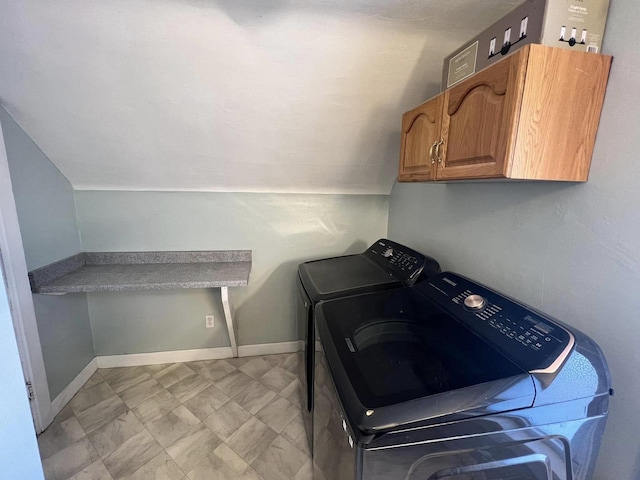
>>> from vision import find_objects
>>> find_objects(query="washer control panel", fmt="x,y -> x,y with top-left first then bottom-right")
365,239 -> 438,284
421,273 -> 574,374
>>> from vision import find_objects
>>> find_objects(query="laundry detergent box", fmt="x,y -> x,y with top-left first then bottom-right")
442,0 -> 610,90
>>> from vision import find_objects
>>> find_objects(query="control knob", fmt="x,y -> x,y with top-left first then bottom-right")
464,294 -> 486,310
382,248 -> 394,258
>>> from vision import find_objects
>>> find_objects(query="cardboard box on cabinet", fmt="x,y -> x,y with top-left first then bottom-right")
442,0 -> 610,90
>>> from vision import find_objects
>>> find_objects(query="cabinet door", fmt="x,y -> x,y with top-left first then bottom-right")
398,95 -> 443,182
437,49 -> 528,180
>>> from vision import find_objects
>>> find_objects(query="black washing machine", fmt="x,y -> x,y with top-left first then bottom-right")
296,239 -> 441,452
313,271 -> 611,480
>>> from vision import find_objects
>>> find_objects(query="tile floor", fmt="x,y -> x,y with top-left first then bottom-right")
37,353 -> 311,480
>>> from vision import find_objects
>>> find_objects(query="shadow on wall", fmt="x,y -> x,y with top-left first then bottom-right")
152,0 -> 525,195
341,42 -> 448,189
181,0 -> 524,26
389,180 -> 579,268
234,239 -> 367,345
439,180 -> 579,226
388,178 -> 606,311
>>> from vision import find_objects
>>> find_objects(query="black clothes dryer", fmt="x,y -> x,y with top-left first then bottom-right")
313,271 -> 611,480
296,239 -> 441,452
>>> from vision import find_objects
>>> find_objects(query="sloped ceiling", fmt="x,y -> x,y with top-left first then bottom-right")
0,0 -> 521,194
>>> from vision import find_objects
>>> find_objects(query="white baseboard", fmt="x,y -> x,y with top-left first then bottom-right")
96,341 -> 303,369
51,357 -> 98,416
96,347 -> 234,368
49,342 -> 303,416
238,340 -> 302,357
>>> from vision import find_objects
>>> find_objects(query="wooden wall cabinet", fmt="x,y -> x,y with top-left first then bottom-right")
398,45 -> 612,182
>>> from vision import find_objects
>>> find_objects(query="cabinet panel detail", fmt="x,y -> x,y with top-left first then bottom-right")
398,95 -> 442,182
398,45 -> 611,184
438,51 -> 527,180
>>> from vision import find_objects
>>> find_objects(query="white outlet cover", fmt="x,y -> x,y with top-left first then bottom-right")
205,315 -> 215,328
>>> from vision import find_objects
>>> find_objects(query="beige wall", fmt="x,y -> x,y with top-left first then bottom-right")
2,106 -> 94,400
75,190 -> 388,354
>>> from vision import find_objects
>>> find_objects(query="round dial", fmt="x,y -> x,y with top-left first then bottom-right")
382,248 -> 394,258
464,294 -> 486,310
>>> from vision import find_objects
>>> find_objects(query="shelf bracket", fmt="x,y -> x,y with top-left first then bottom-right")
221,287 -> 238,358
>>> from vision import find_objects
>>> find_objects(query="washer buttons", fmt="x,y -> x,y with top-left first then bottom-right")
464,295 -> 486,310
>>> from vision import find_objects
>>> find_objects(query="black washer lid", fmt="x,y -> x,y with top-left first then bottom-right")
298,239 -> 440,302
298,254 -> 397,302
316,288 -> 535,436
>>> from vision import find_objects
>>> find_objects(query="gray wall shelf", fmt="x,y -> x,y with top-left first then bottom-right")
28,251 -> 252,357
28,251 -> 251,293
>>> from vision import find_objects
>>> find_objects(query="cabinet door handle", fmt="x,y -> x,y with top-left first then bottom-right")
428,141 -> 437,165
435,139 -> 444,164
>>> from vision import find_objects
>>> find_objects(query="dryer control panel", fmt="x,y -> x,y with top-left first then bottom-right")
419,272 -> 574,374
364,239 -> 440,285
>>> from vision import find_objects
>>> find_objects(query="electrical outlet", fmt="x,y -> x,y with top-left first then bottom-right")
205,315 -> 215,328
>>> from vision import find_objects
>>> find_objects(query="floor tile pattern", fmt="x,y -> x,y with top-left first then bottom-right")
38,353 -> 310,480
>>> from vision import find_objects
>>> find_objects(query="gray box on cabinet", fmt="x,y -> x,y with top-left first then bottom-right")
442,0 -> 610,89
